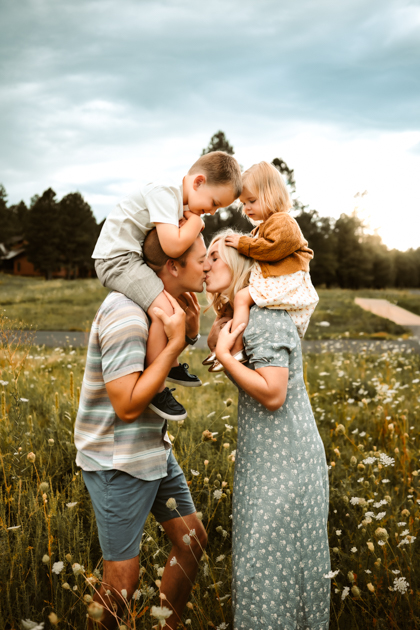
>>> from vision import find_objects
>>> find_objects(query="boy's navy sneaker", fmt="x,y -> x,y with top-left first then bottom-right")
166,363 -> 202,387
149,387 -> 187,421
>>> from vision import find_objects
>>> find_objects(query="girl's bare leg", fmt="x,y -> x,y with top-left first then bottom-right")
231,287 -> 255,355
147,293 -> 178,391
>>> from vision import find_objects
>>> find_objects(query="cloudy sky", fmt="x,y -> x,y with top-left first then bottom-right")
1,0 -> 419,250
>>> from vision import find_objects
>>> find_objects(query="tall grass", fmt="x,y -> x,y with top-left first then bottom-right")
1,313 -> 420,628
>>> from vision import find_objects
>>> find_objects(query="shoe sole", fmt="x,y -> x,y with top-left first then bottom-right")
148,403 -> 188,421
166,377 -> 202,387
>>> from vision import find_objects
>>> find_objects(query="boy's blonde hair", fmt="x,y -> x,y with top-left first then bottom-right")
189,151 -> 242,199
242,161 -> 292,219
206,228 -> 254,317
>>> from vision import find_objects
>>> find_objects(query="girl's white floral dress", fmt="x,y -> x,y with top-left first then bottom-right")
231,307 -> 331,629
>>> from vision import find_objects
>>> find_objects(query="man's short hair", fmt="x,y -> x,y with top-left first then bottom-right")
188,151 -> 242,199
143,228 -> 199,272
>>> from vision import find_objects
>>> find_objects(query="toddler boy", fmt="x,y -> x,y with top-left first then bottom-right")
92,151 -> 242,419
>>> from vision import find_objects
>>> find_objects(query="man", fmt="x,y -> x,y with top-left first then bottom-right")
74,231 -> 209,629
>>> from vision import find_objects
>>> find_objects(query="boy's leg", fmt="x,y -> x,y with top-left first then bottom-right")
231,286 -> 255,354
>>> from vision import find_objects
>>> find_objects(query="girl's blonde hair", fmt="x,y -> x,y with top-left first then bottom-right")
206,229 -> 254,317
242,161 -> 292,220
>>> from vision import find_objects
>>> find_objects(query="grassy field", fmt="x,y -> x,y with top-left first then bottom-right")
1,272 -> 420,339
1,313 -> 420,628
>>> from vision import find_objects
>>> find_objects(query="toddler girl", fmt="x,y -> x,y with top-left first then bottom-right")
208,160 -> 319,372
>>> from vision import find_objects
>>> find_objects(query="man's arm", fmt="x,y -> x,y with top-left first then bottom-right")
105,292 -> 185,422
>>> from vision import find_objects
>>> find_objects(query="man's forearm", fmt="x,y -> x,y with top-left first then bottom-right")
121,341 -> 182,422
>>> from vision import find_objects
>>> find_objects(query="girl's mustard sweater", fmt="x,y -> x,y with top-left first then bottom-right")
237,212 -> 313,278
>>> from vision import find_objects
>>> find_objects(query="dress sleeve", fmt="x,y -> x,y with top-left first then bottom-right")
243,309 -> 297,370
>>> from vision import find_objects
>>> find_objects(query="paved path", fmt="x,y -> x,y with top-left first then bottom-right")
355,298 -> 420,339
3,330 -> 419,354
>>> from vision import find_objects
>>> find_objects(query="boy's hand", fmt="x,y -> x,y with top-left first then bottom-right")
184,210 -> 205,232
225,234 -> 240,249
153,291 -> 185,352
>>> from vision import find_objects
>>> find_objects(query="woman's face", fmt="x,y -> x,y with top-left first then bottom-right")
205,240 -> 233,294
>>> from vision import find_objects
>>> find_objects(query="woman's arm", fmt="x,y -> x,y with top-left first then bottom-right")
215,321 -> 288,411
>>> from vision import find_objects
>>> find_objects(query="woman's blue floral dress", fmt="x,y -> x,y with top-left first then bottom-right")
231,307 -> 331,629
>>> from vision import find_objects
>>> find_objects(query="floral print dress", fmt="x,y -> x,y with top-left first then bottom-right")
231,307 -> 331,629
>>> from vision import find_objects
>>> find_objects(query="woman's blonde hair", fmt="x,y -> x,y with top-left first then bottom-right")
206,229 -> 254,317
242,161 -> 292,220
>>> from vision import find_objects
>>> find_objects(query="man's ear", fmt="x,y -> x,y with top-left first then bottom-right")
166,258 -> 179,277
193,174 -> 206,190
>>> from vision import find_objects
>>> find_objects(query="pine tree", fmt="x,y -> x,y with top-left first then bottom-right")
59,192 -> 98,278
201,131 -> 235,155
26,188 -> 62,280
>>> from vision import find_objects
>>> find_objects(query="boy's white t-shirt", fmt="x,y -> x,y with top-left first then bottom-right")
92,180 -> 184,260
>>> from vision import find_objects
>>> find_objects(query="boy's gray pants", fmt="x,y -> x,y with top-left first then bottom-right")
95,252 -> 164,312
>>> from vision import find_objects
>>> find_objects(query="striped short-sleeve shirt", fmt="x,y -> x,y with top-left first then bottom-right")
74,291 -> 171,481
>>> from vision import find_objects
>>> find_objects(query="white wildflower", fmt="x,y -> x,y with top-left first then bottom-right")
341,586 -> 350,600
66,502 -> 77,508
213,489 -> 223,500
190,470 -> 199,476
362,457 -> 376,465
379,453 -> 395,467
216,555 -> 226,562
182,534 -> 191,545
375,512 -> 387,520
21,621 -> 44,630
335,530 -> 342,536
393,577 -> 409,594
351,547 -> 357,553
324,570 -> 339,578
132,590 -> 141,601
150,606 -> 173,621
166,498 -> 177,510
52,561 -> 64,575
7,525 -> 21,530
170,556 -> 177,566
382,479 -> 390,484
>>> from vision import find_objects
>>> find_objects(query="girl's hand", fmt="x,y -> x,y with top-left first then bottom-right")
225,234 -> 240,249
215,320 -> 246,362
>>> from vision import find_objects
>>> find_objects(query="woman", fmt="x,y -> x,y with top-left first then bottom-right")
205,230 -> 331,630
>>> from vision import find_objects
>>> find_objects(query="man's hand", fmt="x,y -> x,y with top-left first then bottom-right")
207,315 -> 232,351
153,291 -> 186,352
179,292 -> 201,339
224,234 -> 240,249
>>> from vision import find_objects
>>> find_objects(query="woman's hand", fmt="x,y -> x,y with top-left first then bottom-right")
215,320 -> 246,362
225,234 -> 240,249
207,315 -> 232,351
179,292 -> 201,339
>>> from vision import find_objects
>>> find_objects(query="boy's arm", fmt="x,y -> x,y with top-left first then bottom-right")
105,293 -> 185,422
236,214 -> 304,262
155,212 -> 204,258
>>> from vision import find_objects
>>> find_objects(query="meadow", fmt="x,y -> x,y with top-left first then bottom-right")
1,272 -> 419,339
1,310 -> 420,629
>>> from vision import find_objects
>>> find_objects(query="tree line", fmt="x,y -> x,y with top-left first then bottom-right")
1,130 -> 419,287
201,132 -> 420,289
0,185 -> 100,279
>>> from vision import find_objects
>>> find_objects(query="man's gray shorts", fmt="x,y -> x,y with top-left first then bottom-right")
82,451 -> 195,561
